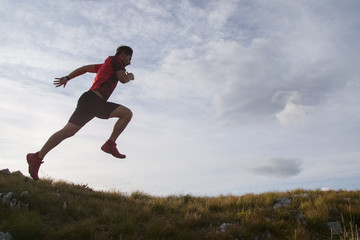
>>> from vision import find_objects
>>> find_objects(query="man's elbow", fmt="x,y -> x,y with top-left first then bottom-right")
119,78 -> 128,84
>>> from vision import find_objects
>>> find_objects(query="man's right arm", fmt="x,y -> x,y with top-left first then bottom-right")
54,64 -> 100,88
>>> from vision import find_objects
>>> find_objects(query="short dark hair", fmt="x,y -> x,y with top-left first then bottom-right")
116,46 -> 133,56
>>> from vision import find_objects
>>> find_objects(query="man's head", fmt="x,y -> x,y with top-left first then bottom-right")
116,45 -> 133,66
116,46 -> 133,56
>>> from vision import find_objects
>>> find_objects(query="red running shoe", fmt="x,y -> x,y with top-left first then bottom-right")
26,152 -> 44,180
101,140 -> 126,159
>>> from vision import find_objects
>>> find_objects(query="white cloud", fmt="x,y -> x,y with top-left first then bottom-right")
0,46 -> 82,72
208,0 -> 236,30
202,1 -> 360,125
275,102 -> 314,126
272,91 -> 314,125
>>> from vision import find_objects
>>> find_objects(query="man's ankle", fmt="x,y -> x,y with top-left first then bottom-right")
107,140 -> 116,144
37,152 -> 44,160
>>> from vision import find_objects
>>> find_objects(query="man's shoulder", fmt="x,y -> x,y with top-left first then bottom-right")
103,56 -> 118,67
110,56 -> 125,71
109,55 -> 122,61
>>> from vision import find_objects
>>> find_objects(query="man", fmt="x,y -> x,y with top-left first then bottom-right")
26,46 -> 135,180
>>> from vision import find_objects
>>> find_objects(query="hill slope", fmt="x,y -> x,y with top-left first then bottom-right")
0,169 -> 359,240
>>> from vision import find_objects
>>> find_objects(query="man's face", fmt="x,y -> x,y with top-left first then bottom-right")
121,53 -> 132,66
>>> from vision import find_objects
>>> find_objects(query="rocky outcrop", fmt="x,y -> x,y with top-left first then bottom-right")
0,232 -> 12,240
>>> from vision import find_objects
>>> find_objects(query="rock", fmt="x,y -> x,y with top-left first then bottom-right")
264,230 -> 272,239
327,221 -> 342,235
0,169 -> 10,175
0,192 -> 28,209
9,198 -> 18,208
0,232 -> 12,240
1,192 -> 13,205
220,223 -> 232,232
273,197 -> 291,209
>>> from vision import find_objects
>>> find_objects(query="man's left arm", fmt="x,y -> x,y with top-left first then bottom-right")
116,70 -> 135,84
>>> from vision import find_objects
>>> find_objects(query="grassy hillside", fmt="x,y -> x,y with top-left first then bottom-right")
0,169 -> 359,240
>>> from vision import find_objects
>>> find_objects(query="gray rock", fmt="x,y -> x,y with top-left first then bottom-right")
273,197 -> 291,209
264,230 -> 272,239
9,198 -> 18,208
1,192 -> 28,209
1,192 -> 13,205
0,232 -> 12,240
327,221 -> 342,235
220,223 -> 232,232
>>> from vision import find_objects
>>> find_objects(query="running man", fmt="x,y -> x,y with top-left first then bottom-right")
27,46 -> 134,180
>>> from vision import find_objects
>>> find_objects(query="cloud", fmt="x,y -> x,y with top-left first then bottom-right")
251,158 -> 303,178
198,1 -> 360,125
8,0 -> 356,128
207,0 -> 237,30
272,91 -> 314,125
275,102 -> 314,125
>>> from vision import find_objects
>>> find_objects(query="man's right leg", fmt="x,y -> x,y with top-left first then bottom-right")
27,90 -> 97,180
39,122 -> 82,158
27,122 -> 81,180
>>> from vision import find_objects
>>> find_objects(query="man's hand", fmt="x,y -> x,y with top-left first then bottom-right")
126,72 -> 135,81
116,70 -> 134,83
54,77 -> 69,88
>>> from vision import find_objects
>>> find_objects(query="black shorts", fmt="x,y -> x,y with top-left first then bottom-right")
68,91 -> 119,127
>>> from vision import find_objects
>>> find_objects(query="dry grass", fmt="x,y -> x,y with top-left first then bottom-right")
0,170 -> 359,240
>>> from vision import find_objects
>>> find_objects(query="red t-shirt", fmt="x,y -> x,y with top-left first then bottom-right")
89,56 -> 126,100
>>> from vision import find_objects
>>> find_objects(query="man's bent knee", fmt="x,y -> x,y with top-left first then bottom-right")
110,106 -> 133,121
126,109 -> 133,121
119,108 -> 132,123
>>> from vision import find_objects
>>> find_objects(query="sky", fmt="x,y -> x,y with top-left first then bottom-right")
1,0 -> 359,196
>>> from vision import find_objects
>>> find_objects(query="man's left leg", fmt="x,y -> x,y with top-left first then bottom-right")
109,105 -> 133,142
101,105 -> 133,158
